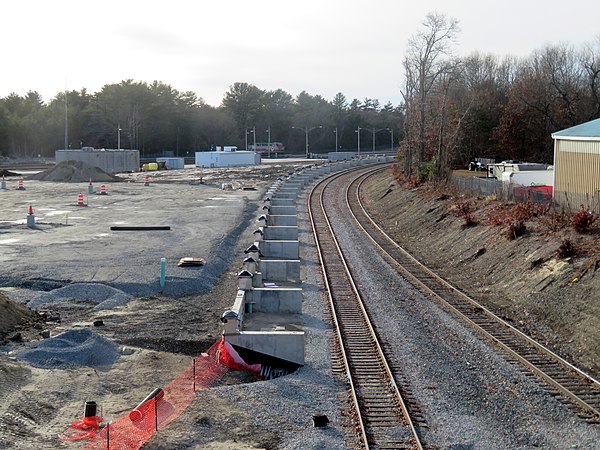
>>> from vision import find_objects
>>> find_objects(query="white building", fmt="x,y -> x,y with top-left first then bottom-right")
195,150 -> 261,168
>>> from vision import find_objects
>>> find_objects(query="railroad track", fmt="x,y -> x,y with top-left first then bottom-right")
308,168 -> 424,450
344,165 -> 600,424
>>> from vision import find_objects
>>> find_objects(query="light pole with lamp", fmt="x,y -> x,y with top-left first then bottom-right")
373,128 -> 391,152
386,127 -> 394,152
292,125 -> 322,159
117,124 -> 122,150
372,128 -> 376,152
266,126 -> 271,158
333,127 -> 338,152
245,126 -> 256,151
355,126 -> 363,156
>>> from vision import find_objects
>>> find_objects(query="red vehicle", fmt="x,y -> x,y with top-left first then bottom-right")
249,142 -> 285,157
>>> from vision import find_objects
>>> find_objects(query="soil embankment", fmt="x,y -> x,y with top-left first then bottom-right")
362,168 -> 600,377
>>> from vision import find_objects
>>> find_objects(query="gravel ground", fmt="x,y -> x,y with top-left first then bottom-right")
4,160 -> 598,449
321,172 -> 600,449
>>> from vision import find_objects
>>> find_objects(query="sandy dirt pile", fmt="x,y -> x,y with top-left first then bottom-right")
28,160 -> 123,182
0,292 -> 44,344
362,169 -> 600,377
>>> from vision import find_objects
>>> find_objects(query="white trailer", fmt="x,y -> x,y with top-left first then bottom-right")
195,151 -> 261,168
486,162 -> 547,179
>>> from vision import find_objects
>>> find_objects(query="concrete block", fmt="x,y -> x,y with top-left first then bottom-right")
248,288 -> 302,313
226,331 -> 305,366
270,198 -> 296,207
263,226 -> 298,241
260,259 -> 300,282
260,240 -> 299,260
268,206 -> 297,216
268,215 -> 297,227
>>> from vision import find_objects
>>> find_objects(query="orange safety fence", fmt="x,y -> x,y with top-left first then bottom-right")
72,337 -> 258,449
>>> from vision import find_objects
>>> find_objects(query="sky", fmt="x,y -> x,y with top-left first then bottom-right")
1,0 -> 598,108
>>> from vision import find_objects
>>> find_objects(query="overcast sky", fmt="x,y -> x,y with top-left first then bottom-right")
2,0 -> 598,107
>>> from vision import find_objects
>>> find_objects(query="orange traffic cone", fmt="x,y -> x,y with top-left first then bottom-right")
99,185 -> 107,195
17,178 -> 25,190
144,175 -> 150,186
77,193 -> 87,207
27,204 -> 35,228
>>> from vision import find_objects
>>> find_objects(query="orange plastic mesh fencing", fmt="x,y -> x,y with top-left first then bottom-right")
82,337 -> 234,450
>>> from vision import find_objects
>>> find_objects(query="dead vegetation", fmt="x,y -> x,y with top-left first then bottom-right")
363,168 -> 600,377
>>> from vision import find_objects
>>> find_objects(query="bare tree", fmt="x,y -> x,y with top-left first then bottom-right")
581,36 -> 600,120
401,12 -> 460,175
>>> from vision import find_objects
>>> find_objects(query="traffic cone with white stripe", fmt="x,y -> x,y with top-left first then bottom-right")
144,175 -> 150,186
99,184 -> 107,195
77,193 -> 87,207
16,178 -> 25,190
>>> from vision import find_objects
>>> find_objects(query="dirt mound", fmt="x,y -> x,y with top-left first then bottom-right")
28,160 -> 123,183
0,169 -> 19,177
0,292 -> 43,344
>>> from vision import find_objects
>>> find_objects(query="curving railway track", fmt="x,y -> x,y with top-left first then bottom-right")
308,162 -> 600,447
308,168 -> 424,450
352,164 -> 600,421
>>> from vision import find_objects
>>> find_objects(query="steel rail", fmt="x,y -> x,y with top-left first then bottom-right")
348,166 -> 600,422
308,167 -> 424,449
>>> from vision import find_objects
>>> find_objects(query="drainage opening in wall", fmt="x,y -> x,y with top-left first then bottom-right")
232,344 -> 301,381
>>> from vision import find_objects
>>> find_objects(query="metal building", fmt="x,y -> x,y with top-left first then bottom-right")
551,118 -> 600,213
56,148 -> 140,173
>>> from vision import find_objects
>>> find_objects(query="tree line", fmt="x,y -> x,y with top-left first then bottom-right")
401,12 -> 600,180
1,13 -> 598,176
0,80 -> 401,158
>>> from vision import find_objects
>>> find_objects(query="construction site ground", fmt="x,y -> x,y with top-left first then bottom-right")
0,160 -> 312,449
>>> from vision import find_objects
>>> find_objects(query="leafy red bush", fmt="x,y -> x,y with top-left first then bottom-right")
572,207 -> 597,234
556,239 -> 576,258
455,201 -> 478,227
540,207 -> 570,231
504,220 -> 526,240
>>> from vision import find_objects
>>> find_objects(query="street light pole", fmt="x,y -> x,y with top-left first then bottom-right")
292,125 -> 322,159
334,127 -> 338,152
372,128 -> 376,152
117,123 -> 121,150
266,126 -> 271,158
355,126 -> 362,155
246,127 -> 256,151
387,127 -> 394,152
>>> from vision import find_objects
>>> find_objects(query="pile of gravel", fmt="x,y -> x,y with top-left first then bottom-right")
16,328 -> 118,369
28,283 -> 133,310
